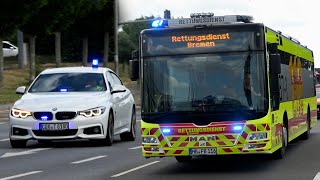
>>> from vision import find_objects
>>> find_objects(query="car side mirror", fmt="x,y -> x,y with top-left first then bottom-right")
16,86 -> 26,95
111,85 -> 126,94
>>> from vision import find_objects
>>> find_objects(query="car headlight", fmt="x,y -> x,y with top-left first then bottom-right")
79,107 -> 106,117
11,108 -> 32,118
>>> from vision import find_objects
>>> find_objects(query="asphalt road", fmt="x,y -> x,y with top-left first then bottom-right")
1,114 -> 320,180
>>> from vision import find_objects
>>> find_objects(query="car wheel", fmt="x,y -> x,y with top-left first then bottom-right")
120,107 -> 136,141
10,139 -> 27,148
104,112 -> 114,146
175,156 -> 192,163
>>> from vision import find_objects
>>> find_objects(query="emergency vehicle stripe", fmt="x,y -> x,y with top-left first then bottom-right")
150,128 -> 158,135
174,150 -> 183,154
141,128 -> 149,135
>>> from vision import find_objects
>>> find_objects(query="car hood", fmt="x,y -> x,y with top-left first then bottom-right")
317,98 -> 320,105
13,92 -> 109,111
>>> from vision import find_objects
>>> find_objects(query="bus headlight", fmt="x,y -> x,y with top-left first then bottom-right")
247,132 -> 267,141
142,136 -> 159,144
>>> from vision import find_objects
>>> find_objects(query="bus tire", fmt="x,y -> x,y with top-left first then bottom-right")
175,156 -> 192,163
300,108 -> 311,140
272,126 -> 288,160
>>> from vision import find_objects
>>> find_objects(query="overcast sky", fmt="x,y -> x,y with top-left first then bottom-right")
119,0 -> 319,67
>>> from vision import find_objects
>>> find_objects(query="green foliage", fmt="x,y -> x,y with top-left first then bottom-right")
121,16 -> 153,45
71,0 -> 114,35
21,0 -> 112,36
118,31 -> 136,63
118,15 -> 154,63
0,0 -> 48,38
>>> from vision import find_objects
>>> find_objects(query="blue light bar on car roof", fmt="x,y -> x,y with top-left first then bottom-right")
92,59 -> 99,68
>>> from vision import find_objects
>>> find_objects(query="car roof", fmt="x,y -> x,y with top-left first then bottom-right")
41,67 -> 113,74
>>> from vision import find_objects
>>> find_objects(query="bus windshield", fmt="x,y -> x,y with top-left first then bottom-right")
142,51 -> 268,124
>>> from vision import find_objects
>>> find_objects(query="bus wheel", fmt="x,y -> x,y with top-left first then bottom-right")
272,126 -> 288,160
300,109 -> 311,140
175,156 -> 192,163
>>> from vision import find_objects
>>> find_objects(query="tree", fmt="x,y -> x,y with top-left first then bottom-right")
71,0 -> 114,68
118,16 -> 154,64
122,16 -> 154,46
118,31 -> 135,63
21,0 -> 107,80
0,0 -> 47,87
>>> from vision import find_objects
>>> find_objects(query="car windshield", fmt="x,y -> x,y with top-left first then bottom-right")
317,91 -> 320,98
29,73 -> 107,93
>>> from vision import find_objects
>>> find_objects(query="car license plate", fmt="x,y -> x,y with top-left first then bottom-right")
189,148 -> 217,155
40,123 -> 69,131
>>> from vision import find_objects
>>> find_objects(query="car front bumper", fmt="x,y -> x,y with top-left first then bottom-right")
9,114 -> 108,140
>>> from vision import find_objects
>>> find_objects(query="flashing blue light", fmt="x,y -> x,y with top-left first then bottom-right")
60,89 -> 67,92
92,59 -> 99,69
162,128 -> 171,133
152,19 -> 167,28
41,116 -> 48,121
233,125 -> 243,131
92,59 -> 99,66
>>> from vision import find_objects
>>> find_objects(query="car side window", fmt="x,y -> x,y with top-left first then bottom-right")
3,42 -> 12,49
106,71 -> 116,90
111,73 -> 123,85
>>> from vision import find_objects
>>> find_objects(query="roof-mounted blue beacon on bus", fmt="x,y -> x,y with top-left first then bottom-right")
92,59 -> 99,69
151,19 -> 168,28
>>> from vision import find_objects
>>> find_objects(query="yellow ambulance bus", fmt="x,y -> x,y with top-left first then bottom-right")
129,14 -> 316,162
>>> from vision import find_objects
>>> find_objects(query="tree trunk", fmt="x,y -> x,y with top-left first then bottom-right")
29,36 -> 36,82
114,0 -> 119,74
82,37 -> 88,66
17,30 -> 25,69
0,39 -> 3,87
55,32 -> 61,67
103,32 -> 109,68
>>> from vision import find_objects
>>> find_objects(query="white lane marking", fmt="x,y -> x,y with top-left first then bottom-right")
1,148 -> 51,158
0,138 -> 9,142
111,161 -> 160,177
129,146 -> 141,150
0,122 -> 7,125
71,155 -> 107,164
137,120 -> 141,122
0,110 -> 9,112
313,172 -> 320,180
0,171 -> 42,180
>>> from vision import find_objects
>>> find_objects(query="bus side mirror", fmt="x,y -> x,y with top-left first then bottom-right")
129,50 -> 139,81
268,43 -> 281,74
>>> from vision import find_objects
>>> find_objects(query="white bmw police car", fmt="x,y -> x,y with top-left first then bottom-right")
9,65 -> 136,148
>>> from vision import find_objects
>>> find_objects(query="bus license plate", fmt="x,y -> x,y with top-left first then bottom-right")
189,148 -> 217,155
40,123 -> 69,131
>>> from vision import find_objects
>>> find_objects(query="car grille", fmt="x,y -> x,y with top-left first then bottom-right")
33,129 -> 78,136
55,112 -> 77,120
33,112 -> 53,121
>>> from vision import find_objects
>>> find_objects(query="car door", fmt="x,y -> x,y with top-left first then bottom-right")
106,71 -> 122,131
110,73 -> 132,130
